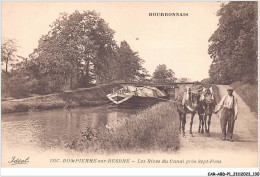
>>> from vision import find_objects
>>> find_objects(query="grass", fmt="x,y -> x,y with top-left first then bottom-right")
66,102 -> 180,153
231,81 -> 258,113
1,83 -> 122,114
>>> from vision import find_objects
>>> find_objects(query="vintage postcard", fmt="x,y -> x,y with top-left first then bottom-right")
1,1 -> 258,172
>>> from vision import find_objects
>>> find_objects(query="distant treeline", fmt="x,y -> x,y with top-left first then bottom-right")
207,2 -> 257,85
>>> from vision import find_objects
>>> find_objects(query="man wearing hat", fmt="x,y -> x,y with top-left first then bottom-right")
214,88 -> 238,142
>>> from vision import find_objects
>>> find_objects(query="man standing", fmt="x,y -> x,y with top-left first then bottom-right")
214,88 -> 238,142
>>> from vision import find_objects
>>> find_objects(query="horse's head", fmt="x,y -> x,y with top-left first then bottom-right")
201,87 -> 216,114
200,87 -> 214,103
205,87 -> 213,95
185,89 -> 200,108
179,87 -> 202,112
192,92 -> 201,108
203,87 -> 215,104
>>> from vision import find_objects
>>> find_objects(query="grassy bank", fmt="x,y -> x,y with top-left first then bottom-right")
2,83 -> 122,114
66,102 -> 180,153
231,81 -> 258,113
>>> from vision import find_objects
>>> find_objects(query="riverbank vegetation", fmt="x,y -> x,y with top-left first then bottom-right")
2,83 -> 121,114
66,102 -> 180,153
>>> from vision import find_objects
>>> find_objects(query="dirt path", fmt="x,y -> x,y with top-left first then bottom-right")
177,85 -> 258,167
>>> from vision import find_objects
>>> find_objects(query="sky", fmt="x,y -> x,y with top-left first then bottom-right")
2,1 -> 221,81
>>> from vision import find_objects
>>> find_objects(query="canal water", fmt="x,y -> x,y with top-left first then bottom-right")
1,106 -> 136,151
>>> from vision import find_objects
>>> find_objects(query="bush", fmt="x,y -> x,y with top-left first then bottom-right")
1,82 -> 121,114
1,71 -> 11,98
7,75 -> 31,98
231,81 -> 258,113
1,71 -> 31,99
200,78 -> 212,85
66,102 -> 180,153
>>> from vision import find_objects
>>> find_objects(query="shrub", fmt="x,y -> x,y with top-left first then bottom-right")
3,74 -> 30,99
231,81 -> 258,113
66,102 -> 180,153
1,83 -> 121,114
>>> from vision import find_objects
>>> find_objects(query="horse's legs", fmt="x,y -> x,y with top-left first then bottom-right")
207,114 -> 212,136
182,113 -> 186,137
201,114 -> 205,134
204,114 -> 208,135
199,114 -> 203,133
190,113 -> 195,137
198,115 -> 201,133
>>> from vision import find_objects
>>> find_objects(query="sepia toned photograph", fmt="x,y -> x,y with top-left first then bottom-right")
1,1 -> 258,170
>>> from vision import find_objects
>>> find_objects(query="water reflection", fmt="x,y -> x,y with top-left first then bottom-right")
1,106 -> 135,151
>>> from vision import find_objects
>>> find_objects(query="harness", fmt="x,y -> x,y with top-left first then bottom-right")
204,94 -> 214,104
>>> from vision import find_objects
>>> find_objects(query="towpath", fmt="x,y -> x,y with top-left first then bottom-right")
177,85 -> 258,167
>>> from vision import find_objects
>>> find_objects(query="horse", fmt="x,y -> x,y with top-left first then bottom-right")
176,87 -> 201,137
197,95 -> 206,135
198,87 -> 216,136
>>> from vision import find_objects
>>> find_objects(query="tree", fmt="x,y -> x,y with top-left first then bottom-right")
152,64 -> 176,83
113,41 -> 147,82
1,39 -> 18,72
200,78 -> 212,85
5,10 -> 149,97
1,39 -> 27,98
29,10 -> 117,91
208,2 -> 257,84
